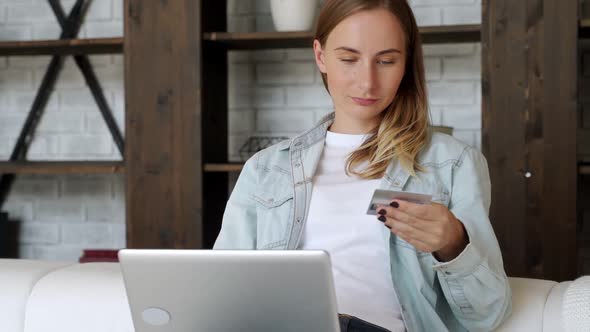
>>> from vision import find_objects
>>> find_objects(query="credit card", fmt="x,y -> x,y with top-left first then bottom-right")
366,189 -> 432,215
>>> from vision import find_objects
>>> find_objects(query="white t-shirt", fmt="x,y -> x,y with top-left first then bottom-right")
299,131 -> 406,331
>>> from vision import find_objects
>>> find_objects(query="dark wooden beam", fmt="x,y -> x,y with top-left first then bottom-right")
482,0 -> 578,280
73,56 -> 125,155
125,0 -> 202,249
49,0 -> 124,156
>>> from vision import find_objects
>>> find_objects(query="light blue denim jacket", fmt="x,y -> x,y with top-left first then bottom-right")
214,112 -> 512,332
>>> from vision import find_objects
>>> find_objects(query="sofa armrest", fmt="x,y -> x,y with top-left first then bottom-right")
0,259 -> 73,332
494,277 -> 559,331
23,262 -> 134,332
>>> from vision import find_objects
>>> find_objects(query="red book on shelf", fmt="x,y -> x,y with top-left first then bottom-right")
79,249 -> 120,263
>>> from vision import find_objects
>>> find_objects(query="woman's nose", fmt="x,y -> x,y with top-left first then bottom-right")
356,62 -> 377,92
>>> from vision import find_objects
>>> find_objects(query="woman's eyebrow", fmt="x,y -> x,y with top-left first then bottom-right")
333,47 -> 401,56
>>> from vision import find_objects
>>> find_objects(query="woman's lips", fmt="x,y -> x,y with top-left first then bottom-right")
352,97 -> 378,106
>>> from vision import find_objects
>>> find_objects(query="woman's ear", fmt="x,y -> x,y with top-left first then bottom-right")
313,39 -> 327,74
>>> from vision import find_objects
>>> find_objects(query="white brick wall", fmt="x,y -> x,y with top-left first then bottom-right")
1,0 -> 482,261
1,0 -> 125,261
5,174 -> 126,261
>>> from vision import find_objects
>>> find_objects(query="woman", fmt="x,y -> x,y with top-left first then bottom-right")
214,0 -> 512,331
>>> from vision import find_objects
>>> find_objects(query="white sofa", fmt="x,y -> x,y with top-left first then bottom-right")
0,258 -> 585,332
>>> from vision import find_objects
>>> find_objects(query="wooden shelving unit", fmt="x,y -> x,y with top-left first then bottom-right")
199,20 -> 590,177
0,24 -> 482,59
3,22 -> 585,177
0,23 -> 484,184
199,26 -> 481,174
0,0 -> 127,212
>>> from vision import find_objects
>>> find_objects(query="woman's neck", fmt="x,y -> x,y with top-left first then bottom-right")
329,112 -> 380,134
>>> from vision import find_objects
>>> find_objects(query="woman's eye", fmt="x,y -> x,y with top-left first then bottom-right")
339,58 -> 396,65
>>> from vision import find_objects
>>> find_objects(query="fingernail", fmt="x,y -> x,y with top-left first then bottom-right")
378,215 -> 386,222
390,201 -> 399,208
377,209 -> 386,215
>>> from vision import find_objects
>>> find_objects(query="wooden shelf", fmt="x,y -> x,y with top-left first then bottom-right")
580,164 -> 590,175
0,37 -> 123,56
0,25 -> 482,56
579,19 -> 590,39
203,24 -> 481,50
204,31 -> 313,49
204,163 -> 244,172
419,24 -> 481,44
0,161 -> 125,174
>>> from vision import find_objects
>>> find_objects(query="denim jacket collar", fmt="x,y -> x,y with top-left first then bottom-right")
281,112 -> 412,190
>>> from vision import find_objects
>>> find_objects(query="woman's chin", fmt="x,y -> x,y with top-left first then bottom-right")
345,105 -> 385,120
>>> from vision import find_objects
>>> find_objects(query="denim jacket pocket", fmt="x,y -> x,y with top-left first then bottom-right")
251,190 -> 293,249
252,191 -> 293,208
404,175 -> 451,207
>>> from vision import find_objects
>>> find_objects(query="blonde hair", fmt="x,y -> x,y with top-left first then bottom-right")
315,0 -> 430,178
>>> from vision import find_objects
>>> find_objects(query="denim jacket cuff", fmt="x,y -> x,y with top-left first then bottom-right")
431,241 -> 482,275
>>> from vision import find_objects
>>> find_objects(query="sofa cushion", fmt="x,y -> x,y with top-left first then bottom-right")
23,262 -> 134,332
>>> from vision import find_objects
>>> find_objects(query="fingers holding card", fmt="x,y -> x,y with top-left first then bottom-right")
366,189 -> 432,215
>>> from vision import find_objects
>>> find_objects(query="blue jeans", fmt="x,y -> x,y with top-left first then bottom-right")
338,314 -> 391,332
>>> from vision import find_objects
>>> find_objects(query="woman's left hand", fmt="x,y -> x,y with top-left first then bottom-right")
376,200 -> 469,262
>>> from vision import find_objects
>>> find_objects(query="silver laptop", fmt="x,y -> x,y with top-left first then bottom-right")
118,249 -> 340,332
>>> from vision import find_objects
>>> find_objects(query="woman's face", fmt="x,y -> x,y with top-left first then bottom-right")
314,8 -> 407,130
